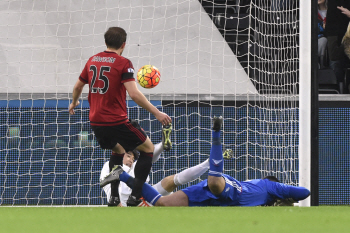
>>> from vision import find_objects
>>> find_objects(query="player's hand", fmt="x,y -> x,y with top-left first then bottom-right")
69,101 -> 80,115
338,6 -> 350,18
273,198 -> 295,206
155,111 -> 172,126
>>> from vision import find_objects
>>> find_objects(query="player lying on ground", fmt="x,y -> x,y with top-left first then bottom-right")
69,26 -> 171,206
100,122 -> 172,206
100,147 -> 218,207
100,125 -> 234,206
101,116 -> 310,207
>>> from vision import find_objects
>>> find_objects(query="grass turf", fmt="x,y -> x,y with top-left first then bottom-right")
0,206 -> 349,233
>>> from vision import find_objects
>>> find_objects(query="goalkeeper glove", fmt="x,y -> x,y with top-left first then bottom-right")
273,198 -> 296,206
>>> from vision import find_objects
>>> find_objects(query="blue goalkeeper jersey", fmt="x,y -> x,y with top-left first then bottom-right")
181,174 -> 310,207
239,178 -> 301,206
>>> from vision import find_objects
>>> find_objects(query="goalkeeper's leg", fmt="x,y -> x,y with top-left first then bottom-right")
154,116 -> 228,198
207,116 -> 226,195
152,159 -> 209,195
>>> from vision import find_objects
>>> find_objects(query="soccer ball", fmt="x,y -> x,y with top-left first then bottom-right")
137,65 -> 161,88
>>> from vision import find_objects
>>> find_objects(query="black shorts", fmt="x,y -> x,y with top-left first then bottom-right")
91,119 -> 147,151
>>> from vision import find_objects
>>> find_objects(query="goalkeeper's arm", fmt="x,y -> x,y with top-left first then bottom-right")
269,182 -> 310,202
287,185 -> 310,201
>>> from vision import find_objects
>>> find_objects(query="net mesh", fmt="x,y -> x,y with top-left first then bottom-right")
0,0 -> 300,205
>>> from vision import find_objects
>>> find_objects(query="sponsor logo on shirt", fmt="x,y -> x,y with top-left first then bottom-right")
128,68 -> 134,73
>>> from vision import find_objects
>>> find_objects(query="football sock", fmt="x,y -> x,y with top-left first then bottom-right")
132,152 -> 153,198
110,182 -> 120,198
142,182 -> 162,205
109,152 -> 124,197
174,159 -> 210,186
208,131 -> 223,177
153,181 -> 171,196
109,152 -> 124,171
152,142 -> 164,163
119,171 -> 161,205
119,170 -> 135,188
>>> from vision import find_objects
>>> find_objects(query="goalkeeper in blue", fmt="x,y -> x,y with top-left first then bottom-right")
101,116 -> 310,207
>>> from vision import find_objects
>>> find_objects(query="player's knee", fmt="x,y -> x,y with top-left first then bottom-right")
208,184 -> 222,195
161,175 -> 177,193
208,177 -> 225,195
155,197 -> 166,206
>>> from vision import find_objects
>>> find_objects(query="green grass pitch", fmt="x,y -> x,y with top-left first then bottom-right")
1,206 -> 349,233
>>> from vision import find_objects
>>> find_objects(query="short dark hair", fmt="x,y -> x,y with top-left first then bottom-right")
104,27 -> 127,50
263,176 -> 280,183
128,149 -> 140,161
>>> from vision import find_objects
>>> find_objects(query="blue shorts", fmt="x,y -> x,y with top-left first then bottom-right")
181,174 -> 242,206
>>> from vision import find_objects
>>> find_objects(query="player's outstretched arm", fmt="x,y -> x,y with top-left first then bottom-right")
269,182 -> 310,202
124,81 -> 171,125
287,185 -> 310,201
69,79 -> 85,115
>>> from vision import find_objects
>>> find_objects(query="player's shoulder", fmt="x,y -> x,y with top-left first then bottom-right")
119,54 -> 131,61
106,53 -> 133,68
119,55 -> 133,67
242,178 -> 265,185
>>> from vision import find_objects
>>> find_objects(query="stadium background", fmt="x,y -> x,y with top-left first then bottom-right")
0,0 -> 349,206
1,99 -> 349,205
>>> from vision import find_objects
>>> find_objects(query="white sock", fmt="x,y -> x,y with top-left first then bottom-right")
152,142 -> 164,163
173,159 -> 210,186
152,181 -> 171,196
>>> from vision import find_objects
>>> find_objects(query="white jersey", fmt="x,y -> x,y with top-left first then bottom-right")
100,161 -> 150,207
100,161 -> 112,202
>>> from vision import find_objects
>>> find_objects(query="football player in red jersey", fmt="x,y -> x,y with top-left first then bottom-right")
69,27 -> 171,206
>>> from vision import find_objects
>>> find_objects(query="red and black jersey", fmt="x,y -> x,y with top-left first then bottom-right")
79,51 -> 135,126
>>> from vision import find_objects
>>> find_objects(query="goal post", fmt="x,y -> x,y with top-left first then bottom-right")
0,0 -> 316,206
299,0 -> 319,207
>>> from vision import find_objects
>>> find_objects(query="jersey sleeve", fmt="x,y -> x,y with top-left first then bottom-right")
121,59 -> 135,83
267,181 -> 310,201
79,63 -> 89,84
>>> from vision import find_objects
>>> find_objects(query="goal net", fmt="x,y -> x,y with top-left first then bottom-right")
0,0 -> 302,205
